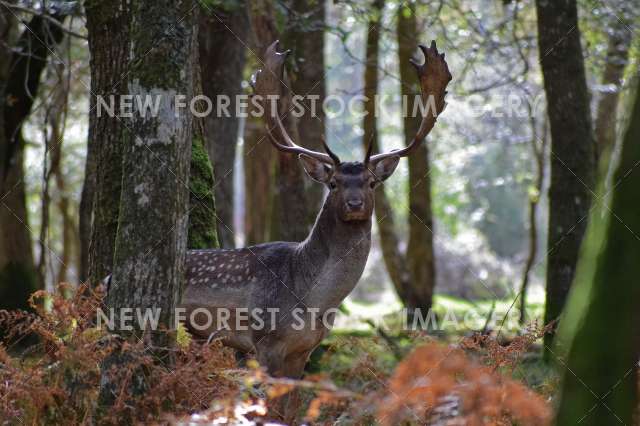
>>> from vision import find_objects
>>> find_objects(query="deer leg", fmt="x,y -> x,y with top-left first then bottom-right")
278,350 -> 312,425
255,341 -> 290,420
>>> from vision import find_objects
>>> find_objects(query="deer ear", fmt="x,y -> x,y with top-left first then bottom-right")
372,156 -> 400,181
299,154 -> 332,183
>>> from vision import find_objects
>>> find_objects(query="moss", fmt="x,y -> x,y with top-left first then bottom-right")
128,0 -> 193,90
188,138 -> 219,249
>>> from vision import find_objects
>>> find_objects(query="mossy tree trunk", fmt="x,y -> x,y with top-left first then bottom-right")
189,45 -> 220,251
98,3 -> 197,411
85,0 -> 130,285
535,0 -> 596,358
554,72 -> 640,426
0,12 -> 65,309
86,0 -> 219,282
199,1 -> 249,248
106,0 -> 196,350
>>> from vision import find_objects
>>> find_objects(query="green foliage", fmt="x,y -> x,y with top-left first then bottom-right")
461,143 -> 528,258
188,138 -> 219,249
554,74 -> 640,426
198,0 -> 244,13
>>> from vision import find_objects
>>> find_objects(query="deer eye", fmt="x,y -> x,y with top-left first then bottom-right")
369,180 -> 377,189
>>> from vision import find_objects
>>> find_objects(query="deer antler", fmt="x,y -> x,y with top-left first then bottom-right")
367,40 -> 452,164
252,40 -> 339,166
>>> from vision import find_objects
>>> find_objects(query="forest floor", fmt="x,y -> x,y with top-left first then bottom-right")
0,285 -> 557,425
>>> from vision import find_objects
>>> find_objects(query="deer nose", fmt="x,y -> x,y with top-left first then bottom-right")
347,199 -> 364,210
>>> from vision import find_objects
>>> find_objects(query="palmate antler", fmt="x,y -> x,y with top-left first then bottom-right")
366,40 -> 452,164
253,40 -> 451,168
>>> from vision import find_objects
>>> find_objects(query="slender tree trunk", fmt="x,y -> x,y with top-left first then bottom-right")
249,0 -> 310,242
40,61 -> 70,287
85,0 -> 130,285
555,72 -> 640,426
362,0 -> 411,302
397,3 -> 435,311
0,13 -> 65,308
535,0 -> 596,357
593,9 -> 632,162
519,116 -> 547,324
199,1 -> 248,248
286,0 -> 326,219
243,111 -> 274,245
55,173 -> 75,285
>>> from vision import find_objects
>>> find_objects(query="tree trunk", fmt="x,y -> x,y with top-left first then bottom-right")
249,0 -> 310,242
0,13 -> 65,309
78,142 -> 94,282
286,0 -> 326,220
98,4 -> 197,412
535,0 -> 596,357
199,2 -> 249,248
362,0 -> 411,302
107,0 -> 196,346
40,61 -> 71,287
397,3 -> 435,311
55,170 -> 76,285
519,116 -> 547,324
593,9 -> 632,162
243,111 -> 274,245
554,72 -> 640,426
189,42 -> 220,250
85,0 -> 130,285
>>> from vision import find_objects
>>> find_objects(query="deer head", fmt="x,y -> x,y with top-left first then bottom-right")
252,40 -> 452,223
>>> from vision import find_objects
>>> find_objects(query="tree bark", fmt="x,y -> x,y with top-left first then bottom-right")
243,111 -> 274,245
107,0 -> 196,348
0,13 -> 65,309
249,0 -> 311,242
535,0 -> 596,357
85,0 -> 130,285
362,0 -> 412,303
286,0 -> 326,219
593,9 -> 632,162
397,3 -> 436,311
555,72 -> 640,426
96,5 -> 197,412
78,140 -> 94,281
189,43 -> 220,250
199,2 -> 249,248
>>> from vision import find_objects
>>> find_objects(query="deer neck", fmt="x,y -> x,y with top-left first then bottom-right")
295,197 -> 372,310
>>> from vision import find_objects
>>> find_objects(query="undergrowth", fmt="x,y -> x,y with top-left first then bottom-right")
0,284 -> 555,425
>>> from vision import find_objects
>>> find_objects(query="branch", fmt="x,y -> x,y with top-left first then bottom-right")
0,1 -> 87,39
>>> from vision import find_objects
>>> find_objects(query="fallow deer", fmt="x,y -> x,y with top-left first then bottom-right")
181,39 -> 451,410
